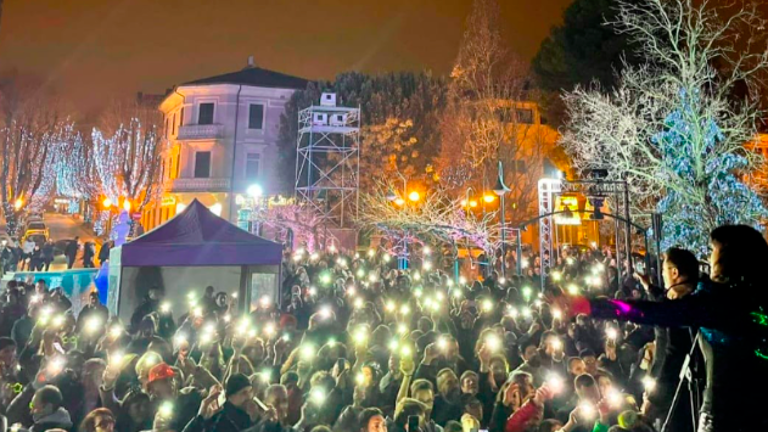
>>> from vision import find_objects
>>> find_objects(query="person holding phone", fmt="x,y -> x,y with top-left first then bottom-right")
565,225 -> 768,432
182,374 -> 254,432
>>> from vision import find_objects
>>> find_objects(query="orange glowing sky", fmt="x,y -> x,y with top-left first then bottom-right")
0,0 -> 572,113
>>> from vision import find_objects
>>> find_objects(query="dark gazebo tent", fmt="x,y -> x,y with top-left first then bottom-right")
107,199 -> 283,322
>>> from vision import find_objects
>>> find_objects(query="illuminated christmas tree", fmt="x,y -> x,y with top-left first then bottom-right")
653,90 -> 768,256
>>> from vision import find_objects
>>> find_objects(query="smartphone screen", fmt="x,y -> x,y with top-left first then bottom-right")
53,342 -> 65,354
407,415 -> 419,432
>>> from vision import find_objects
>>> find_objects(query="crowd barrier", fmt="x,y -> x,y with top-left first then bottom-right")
4,269 -> 100,313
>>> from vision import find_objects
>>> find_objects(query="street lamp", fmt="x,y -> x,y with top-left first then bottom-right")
247,184 -> 263,198
493,161 -> 511,278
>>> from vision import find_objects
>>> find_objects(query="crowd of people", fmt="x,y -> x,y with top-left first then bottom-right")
0,236 -> 104,275
0,224 -> 764,432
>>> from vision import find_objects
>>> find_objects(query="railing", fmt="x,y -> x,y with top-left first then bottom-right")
177,124 -> 223,140
169,177 -> 231,192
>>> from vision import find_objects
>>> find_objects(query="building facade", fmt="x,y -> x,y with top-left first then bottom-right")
141,64 -> 307,230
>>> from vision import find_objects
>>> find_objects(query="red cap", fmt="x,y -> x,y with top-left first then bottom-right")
148,363 -> 174,384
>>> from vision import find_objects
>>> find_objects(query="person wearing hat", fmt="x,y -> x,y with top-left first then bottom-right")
183,373 -> 255,432
147,362 -> 177,402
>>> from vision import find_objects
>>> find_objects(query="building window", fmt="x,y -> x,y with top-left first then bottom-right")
180,107 -> 185,127
173,113 -> 177,135
245,153 -> 260,181
249,104 -> 265,130
194,151 -> 211,178
175,153 -> 181,178
198,103 -> 215,125
515,109 -> 534,124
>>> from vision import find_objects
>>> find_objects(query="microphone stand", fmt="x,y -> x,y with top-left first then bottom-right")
661,330 -> 701,432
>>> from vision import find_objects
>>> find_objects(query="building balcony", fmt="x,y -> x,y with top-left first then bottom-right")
167,177 -> 231,193
177,124 -> 223,140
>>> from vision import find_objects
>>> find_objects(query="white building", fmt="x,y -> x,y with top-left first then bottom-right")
141,60 -> 307,230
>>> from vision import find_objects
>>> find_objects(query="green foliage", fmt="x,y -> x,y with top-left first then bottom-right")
533,0 -> 637,92
276,72 -> 447,193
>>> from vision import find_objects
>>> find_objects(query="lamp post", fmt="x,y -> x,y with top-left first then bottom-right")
493,161 -> 511,278
387,173 -> 410,270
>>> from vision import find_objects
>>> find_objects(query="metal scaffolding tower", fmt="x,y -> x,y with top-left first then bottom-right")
295,93 -> 360,230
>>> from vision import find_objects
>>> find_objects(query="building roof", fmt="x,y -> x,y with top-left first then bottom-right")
183,66 -> 309,90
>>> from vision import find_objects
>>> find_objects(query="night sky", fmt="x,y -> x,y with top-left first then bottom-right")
0,0 -> 572,113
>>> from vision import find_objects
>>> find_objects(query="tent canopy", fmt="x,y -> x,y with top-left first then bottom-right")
120,199 -> 282,266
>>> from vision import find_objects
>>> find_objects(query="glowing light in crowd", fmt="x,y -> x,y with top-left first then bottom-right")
579,402 -> 596,420
353,328 -> 368,345
159,401 -> 174,418
606,328 -> 619,340
506,306 -> 519,318
300,344 -> 315,360
423,246 -> 431,255
567,284 -> 579,295
607,387 -> 623,407
174,333 -> 188,346
385,300 -> 396,312
437,336 -> 448,351
522,286 -> 532,300
400,305 -> 411,315
546,373 -> 564,393
552,308 -> 563,320
109,325 -> 123,339
388,339 -> 399,351
308,287 -> 318,296
552,271 -> 562,281
394,198 -> 406,206
481,299 -> 493,312
483,194 -> 495,203
485,334 -> 501,352
160,302 -> 171,313
642,377 -> 657,392
408,191 -> 420,202
264,323 -> 276,337
85,316 -> 101,334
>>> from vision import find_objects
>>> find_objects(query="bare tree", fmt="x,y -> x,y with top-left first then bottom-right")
0,72 -> 71,234
437,0 -> 557,224
91,99 -> 166,210
561,0 -> 768,255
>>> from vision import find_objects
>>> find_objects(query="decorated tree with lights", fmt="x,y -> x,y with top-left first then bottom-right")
561,0 -> 768,256
249,200 -> 326,252
652,91 -> 768,256
0,72 -> 71,234
357,185 -> 500,258
91,100 -> 165,210
54,125 -> 94,213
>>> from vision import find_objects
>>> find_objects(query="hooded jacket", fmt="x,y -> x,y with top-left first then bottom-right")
31,407 -> 73,432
